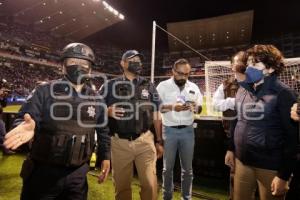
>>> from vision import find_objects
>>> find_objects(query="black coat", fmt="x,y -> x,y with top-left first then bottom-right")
230,74 -> 298,180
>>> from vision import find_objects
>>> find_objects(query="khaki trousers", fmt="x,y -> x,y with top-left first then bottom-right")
111,131 -> 157,200
234,159 -> 285,200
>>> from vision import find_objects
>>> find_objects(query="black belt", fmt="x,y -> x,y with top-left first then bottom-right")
169,125 -> 188,129
114,133 -> 141,141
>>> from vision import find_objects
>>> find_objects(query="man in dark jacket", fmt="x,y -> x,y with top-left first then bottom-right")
4,43 -> 111,200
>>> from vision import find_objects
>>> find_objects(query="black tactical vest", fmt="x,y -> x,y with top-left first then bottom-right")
108,78 -> 154,136
30,81 -> 98,167
222,77 -> 239,136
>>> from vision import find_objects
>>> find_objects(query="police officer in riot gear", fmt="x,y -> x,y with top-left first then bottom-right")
4,43 -> 111,200
100,50 -> 163,200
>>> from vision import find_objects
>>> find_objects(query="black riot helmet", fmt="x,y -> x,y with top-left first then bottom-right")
61,43 -> 95,64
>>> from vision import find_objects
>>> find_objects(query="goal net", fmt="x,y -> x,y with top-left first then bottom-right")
205,58 -> 300,116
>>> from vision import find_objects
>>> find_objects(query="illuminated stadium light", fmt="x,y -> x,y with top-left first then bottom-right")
102,1 -> 125,20
40,20 -> 43,23
113,10 -> 119,16
59,11 -> 63,14
0,2 -> 2,6
72,18 -> 76,21
93,11 -> 97,14
48,16 -> 51,19
119,14 -> 125,20
42,2 -> 46,6
102,1 -> 108,7
82,2 -> 85,6
108,6 -> 113,12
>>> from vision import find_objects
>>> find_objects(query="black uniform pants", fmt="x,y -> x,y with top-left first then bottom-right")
286,160 -> 300,200
21,162 -> 89,200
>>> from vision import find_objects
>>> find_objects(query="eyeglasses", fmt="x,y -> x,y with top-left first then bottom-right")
173,69 -> 190,77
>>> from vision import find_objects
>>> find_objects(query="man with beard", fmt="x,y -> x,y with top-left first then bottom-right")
156,58 -> 203,200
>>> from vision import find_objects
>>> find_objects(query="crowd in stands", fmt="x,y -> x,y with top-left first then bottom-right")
1,19 -> 300,99
0,17 -> 65,53
0,59 -> 60,97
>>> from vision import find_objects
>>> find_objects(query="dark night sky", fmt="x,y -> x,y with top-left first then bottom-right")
84,0 -> 300,51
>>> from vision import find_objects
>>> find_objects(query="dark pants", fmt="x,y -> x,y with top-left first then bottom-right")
286,160 -> 300,200
21,162 -> 89,200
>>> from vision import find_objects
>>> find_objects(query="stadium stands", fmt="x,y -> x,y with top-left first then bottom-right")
0,59 -> 60,96
1,20 -> 300,99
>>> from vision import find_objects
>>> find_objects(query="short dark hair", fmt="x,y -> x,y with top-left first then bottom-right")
247,45 -> 285,75
173,58 -> 190,69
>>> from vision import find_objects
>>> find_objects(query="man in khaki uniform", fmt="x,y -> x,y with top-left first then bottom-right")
100,50 -> 164,200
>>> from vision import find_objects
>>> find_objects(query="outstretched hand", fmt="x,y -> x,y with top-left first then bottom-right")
4,113 -> 35,150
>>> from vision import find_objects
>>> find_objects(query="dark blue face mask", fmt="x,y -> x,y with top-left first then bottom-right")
244,66 -> 264,84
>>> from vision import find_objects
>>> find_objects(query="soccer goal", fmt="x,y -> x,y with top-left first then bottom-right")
204,58 -> 300,116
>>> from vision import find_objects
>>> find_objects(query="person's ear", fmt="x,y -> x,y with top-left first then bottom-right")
62,65 -> 66,74
120,60 -> 125,67
172,67 -> 176,73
